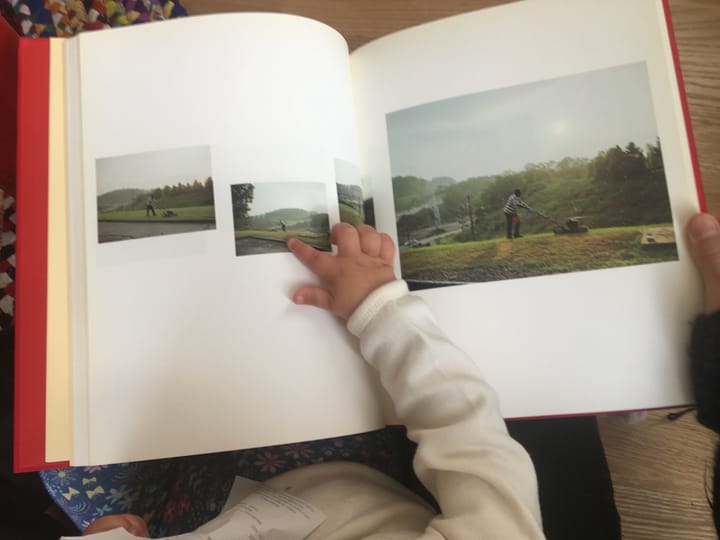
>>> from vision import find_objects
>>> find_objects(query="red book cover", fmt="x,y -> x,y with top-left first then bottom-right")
14,37 -> 69,472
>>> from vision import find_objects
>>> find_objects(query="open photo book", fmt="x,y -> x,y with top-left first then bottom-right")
14,0 -> 704,470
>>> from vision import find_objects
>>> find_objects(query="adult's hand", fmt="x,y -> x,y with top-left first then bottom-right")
687,213 -> 720,314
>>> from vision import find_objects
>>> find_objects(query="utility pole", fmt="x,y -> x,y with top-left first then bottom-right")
466,195 -> 475,240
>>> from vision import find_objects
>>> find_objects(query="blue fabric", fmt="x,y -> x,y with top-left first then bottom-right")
40,427 -> 418,536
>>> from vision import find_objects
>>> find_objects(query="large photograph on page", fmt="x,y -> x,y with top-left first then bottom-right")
385,62 -> 677,287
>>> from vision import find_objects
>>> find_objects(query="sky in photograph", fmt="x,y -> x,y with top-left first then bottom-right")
386,62 -> 659,181
334,158 -> 361,186
96,145 -> 212,195
247,182 -> 328,215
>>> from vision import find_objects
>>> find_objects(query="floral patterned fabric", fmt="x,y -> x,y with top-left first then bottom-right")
40,427 -> 423,536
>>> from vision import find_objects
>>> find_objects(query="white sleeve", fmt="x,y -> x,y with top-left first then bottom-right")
348,281 -> 545,540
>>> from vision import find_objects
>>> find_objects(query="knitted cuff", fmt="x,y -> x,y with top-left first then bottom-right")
347,280 -> 409,337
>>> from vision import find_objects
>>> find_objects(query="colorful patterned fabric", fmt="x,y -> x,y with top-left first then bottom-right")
41,427 -> 421,536
0,0 -> 186,37
0,191 -> 15,331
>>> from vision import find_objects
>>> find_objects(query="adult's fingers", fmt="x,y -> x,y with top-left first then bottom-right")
687,213 -> 720,314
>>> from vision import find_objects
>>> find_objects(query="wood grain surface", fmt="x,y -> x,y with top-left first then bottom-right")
598,410 -> 717,539
182,1 -> 720,537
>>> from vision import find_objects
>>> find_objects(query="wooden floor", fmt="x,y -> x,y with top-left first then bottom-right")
599,410 -> 718,539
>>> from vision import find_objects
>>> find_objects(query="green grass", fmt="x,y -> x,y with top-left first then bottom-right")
400,224 -> 677,283
98,205 -> 215,221
235,228 -> 330,249
339,203 -> 363,226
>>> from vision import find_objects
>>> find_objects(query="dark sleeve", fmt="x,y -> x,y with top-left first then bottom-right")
690,311 -> 720,432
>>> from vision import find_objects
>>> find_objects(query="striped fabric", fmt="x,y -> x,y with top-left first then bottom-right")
503,193 -> 529,215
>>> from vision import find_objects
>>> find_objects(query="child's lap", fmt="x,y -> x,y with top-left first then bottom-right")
40,427 -> 415,536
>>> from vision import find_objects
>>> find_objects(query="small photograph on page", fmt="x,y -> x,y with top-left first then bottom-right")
334,158 -> 375,227
231,181 -> 330,256
385,62 -> 677,288
96,145 -> 216,244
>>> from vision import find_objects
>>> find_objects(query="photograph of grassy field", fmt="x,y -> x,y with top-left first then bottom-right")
401,226 -> 677,285
335,158 -> 369,227
385,62 -> 677,286
96,146 -> 216,244
231,181 -> 330,256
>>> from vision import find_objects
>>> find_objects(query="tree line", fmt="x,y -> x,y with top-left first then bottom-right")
121,177 -> 215,210
231,183 -> 255,228
395,139 -> 671,242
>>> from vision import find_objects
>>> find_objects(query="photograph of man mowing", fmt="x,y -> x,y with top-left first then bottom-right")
504,189 -> 531,239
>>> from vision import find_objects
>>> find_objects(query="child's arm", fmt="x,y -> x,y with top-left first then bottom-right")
288,224 -> 545,539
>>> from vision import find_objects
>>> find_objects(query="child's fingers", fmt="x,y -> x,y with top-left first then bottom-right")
292,285 -> 332,312
328,222 -> 349,246
330,223 -> 361,256
379,233 -> 395,264
287,237 -> 331,276
357,225 -> 382,257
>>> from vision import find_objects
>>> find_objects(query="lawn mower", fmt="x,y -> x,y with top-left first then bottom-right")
534,210 -> 589,234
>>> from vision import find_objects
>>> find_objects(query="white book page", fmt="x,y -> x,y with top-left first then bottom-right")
70,14 -> 385,465
350,0 -> 702,417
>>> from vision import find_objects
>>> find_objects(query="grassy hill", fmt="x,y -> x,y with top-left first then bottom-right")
254,208 -> 310,222
97,189 -> 144,212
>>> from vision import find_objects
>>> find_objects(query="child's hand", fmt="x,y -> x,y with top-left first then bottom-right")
83,514 -> 149,537
288,223 -> 397,320
687,213 -> 720,314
